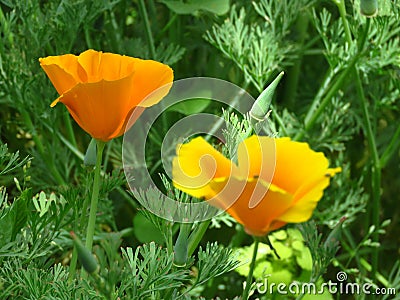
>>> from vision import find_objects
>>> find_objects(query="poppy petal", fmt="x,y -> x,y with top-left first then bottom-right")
77,50 -> 136,83
277,167 -> 342,223
39,54 -> 86,95
237,135 -> 276,183
273,138 -> 330,194
172,137 -> 239,199
208,177 -> 294,236
130,59 -> 174,107
56,74 -> 135,141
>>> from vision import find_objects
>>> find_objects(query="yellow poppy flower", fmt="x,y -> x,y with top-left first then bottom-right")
39,49 -> 173,141
172,135 -> 341,236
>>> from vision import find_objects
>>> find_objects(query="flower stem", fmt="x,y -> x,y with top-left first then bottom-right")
139,0 -> 156,59
187,220 -> 211,257
242,238 -> 259,300
283,12 -> 309,109
85,140 -> 105,252
294,54 -> 359,141
354,68 -> 381,279
336,0 -> 353,45
80,140 -> 105,279
69,172 -> 94,281
380,124 -> 400,168
63,112 -> 78,149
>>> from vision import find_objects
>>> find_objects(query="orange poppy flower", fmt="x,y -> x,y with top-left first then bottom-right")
39,49 -> 173,141
172,135 -> 341,236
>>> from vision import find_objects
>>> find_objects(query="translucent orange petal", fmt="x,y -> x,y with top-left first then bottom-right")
39,54 -> 86,95
272,138 -> 330,194
112,106 -> 146,139
77,50 -> 136,83
172,137 -> 239,199
277,167 -> 341,222
130,59 -> 174,107
237,135 -> 276,182
56,74 -> 135,141
208,177 -> 294,236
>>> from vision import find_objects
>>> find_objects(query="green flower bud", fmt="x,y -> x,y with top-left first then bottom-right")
250,71 -> 284,122
360,0 -> 378,17
323,217 -> 346,251
70,231 -> 99,274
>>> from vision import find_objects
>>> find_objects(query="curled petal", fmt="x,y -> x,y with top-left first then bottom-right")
39,54 -> 86,94
77,49 -> 136,82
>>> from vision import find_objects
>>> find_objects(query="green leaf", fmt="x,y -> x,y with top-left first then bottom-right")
270,241 -> 293,260
160,0 -> 230,15
133,213 -> 164,244
296,246 -> 313,270
0,209 -> 13,245
167,98 -> 211,115
11,189 -> 30,240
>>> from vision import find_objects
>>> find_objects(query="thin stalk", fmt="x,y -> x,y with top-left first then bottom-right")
80,140 -> 106,279
380,124 -> 400,168
69,172 -> 93,281
63,112 -> 78,149
166,222 -> 174,255
336,0 -> 353,45
242,239 -> 259,300
84,140 -> 106,252
84,25 -> 93,49
294,54 -> 359,141
139,0 -> 156,59
342,228 -> 364,272
187,220 -> 211,257
284,12 -> 309,109
304,65 -> 341,126
354,68 -> 381,278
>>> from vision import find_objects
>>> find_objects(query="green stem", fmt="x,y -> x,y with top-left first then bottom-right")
350,17 -> 380,279
187,220 -> 211,257
303,65 -> 340,126
68,248 -> 78,282
173,223 -> 192,266
380,124 -> 400,168
283,12 -> 309,109
69,172 -> 93,281
139,0 -> 156,59
84,140 -> 106,253
84,25 -> 93,49
294,55 -> 359,141
166,222 -> 174,255
336,0 -> 353,45
354,68 -> 381,279
63,112 -> 78,149
242,239 -> 259,300
342,228 -> 364,272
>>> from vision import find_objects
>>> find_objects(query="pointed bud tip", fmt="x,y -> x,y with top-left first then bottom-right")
249,71 -> 285,121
